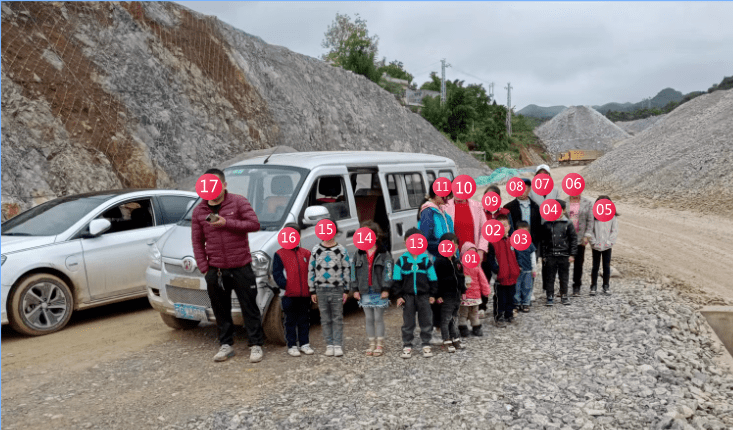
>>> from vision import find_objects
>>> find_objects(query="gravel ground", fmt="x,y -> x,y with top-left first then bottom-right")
167,269 -> 733,430
3,268 -> 732,430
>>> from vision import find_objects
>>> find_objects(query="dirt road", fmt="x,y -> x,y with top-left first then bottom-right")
551,166 -> 733,304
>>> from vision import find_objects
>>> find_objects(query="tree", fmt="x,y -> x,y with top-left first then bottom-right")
341,32 -> 380,83
321,13 -> 378,67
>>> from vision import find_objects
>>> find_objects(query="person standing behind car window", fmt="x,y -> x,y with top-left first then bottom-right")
191,168 -> 265,363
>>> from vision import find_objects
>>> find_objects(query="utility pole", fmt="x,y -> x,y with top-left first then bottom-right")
505,82 -> 513,137
441,58 -> 451,106
489,82 -> 495,102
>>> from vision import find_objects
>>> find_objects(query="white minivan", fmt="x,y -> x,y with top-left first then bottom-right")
146,151 -> 457,343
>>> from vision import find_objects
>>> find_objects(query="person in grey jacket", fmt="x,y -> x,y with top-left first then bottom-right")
566,193 -> 595,296
350,221 -> 393,357
587,196 -> 619,296
529,164 -> 560,210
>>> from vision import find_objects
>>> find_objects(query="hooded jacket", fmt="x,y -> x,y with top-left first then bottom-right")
587,216 -> 618,251
418,201 -> 454,257
191,192 -> 261,274
433,253 -> 467,300
349,245 -> 394,295
540,215 -> 578,257
460,242 -> 491,299
392,252 -> 438,298
441,199 -> 489,252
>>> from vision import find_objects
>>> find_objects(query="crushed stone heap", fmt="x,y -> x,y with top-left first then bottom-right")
535,106 -> 630,154
584,89 -> 733,216
615,114 -> 667,136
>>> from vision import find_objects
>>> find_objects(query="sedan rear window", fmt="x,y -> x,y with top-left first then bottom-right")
1,197 -> 104,236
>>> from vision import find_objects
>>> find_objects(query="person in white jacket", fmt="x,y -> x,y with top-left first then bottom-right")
586,195 -> 619,296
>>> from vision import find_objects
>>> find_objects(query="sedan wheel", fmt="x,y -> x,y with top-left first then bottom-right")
9,274 -> 74,336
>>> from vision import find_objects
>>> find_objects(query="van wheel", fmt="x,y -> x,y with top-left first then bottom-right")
262,295 -> 285,345
160,313 -> 200,330
8,274 -> 74,336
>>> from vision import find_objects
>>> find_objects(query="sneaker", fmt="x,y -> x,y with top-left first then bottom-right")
452,338 -> 465,350
401,347 -> 412,359
546,295 -> 554,306
430,331 -> 443,346
521,305 -> 530,313
249,345 -> 263,363
299,344 -> 315,355
213,344 -> 235,362
562,295 -> 571,306
333,346 -> 344,357
287,346 -> 301,357
443,340 -> 456,353
422,346 -> 434,358
325,345 -> 334,356
506,317 -> 514,324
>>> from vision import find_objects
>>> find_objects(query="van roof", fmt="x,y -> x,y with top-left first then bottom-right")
227,151 -> 455,171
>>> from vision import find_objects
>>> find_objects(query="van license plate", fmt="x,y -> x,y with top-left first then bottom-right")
174,304 -> 208,322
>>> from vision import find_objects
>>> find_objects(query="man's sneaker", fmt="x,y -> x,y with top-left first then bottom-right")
452,338 -> 465,350
443,340 -> 456,353
249,345 -> 263,363
299,344 -> 315,355
325,345 -> 334,356
401,347 -> 412,359
287,346 -> 301,357
562,295 -> 571,306
572,287 -> 581,297
333,346 -> 344,357
422,346 -> 434,358
546,295 -> 555,306
589,285 -> 597,296
214,344 -> 235,362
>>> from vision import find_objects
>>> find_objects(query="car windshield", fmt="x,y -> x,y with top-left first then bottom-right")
1,196 -> 107,237
180,165 -> 308,231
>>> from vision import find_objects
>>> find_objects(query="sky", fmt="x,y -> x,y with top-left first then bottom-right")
179,2 -> 733,110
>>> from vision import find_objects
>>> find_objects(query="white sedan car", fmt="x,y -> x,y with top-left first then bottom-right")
1,189 -> 197,335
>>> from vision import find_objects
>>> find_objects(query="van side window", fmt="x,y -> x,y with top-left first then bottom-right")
403,173 -> 425,209
307,176 -> 350,220
439,170 -> 454,181
426,171 -> 436,186
385,174 -> 403,211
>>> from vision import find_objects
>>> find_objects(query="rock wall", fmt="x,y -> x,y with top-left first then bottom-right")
1,2 -> 487,217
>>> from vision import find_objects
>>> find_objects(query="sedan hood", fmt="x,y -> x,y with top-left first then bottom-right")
1,235 -> 57,254
158,226 -> 276,260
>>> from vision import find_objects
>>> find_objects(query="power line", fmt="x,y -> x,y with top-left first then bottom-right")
451,66 -> 494,87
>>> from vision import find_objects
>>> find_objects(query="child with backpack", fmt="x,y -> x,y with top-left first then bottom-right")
308,220 -> 351,357
457,241 -> 491,338
393,228 -> 438,359
587,195 -> 619,296
350,221 -> 393,357
433,233 -> 467,352
273,223 -> 315,357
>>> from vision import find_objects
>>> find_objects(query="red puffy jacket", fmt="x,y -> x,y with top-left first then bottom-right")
192,192 -> 261,274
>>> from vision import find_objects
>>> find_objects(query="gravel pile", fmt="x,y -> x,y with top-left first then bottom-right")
584,88 -> 733,217
535,106 -> 630,154
615,115 -> 667,137
171,274 -> 733,430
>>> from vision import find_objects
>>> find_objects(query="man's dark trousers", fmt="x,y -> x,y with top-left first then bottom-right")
205,264 -> 264,346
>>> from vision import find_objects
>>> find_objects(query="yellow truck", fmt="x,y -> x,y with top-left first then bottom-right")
557,150 -> 604,165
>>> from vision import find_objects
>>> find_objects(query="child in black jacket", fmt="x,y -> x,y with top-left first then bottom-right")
540,200 -> 578,306
433,233 -> 467,352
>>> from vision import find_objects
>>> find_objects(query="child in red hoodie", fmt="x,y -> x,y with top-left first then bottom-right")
486,214 -> 521,326
458,241 -> 491,337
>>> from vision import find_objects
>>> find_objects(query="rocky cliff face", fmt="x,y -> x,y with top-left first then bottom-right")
1,2 -> 487,217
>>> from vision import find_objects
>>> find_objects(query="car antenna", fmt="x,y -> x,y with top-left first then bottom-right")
263,146 -> 279,164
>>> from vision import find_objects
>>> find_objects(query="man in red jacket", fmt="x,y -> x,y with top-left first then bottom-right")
191,168 -> 264,363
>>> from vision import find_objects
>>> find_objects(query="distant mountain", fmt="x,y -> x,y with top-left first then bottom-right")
516,104 -> 567,119
594,88 -> 684,114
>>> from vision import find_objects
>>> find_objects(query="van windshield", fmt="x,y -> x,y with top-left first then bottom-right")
180,165 -> 308,231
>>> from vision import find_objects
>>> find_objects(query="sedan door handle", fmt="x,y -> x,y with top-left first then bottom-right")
346,230 -> 355,238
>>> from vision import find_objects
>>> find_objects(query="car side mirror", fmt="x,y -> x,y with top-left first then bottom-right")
303,206 -> 329,225
88,219 -> 112,237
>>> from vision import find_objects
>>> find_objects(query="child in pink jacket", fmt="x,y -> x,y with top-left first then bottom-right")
458,242 -> 491,337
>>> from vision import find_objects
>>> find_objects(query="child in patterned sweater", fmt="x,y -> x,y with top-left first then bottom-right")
308,220 -> 351,357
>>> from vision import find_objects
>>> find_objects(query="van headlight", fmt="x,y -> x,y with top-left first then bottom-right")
148,243 -> 162,270
1,255 -> 6,266
250,251 -> 271,277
